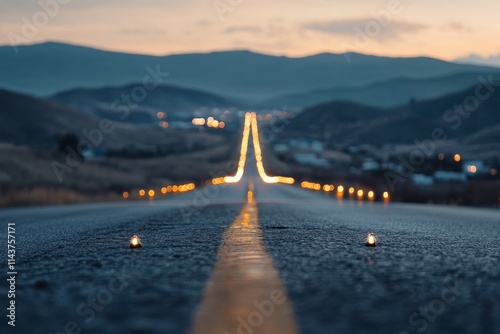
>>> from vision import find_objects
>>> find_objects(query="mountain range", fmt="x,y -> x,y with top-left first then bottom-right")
2,42 -> 500,110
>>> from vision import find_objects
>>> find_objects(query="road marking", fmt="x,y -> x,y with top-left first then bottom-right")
191,201 -> 299,334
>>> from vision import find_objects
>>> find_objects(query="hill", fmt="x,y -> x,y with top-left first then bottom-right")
51,84 -> 245,122
267,73 -> 500,109
283,83 -> 500,149
1,42 -> 500,101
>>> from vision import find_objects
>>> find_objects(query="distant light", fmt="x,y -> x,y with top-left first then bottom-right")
490,168 -> 498,176
365,233 -> 377,247
454,154 -> 461,162
159,121 -> 169,128
157,112 -> 166,119
357,189 -> 364,198
383,191 -> 390,200
247,191 -> 253,203
122,191 -> 129,199
337,185 -> 344,193
161,187 -> 167,194
148,190 -> 155,197
219,121 -> 225,129
130,235 -> 142,249
349,187 -> 355,195
467,165 -> 477,173
368,191 -> 375,200
438,153 -> 445,161
212,120 -> 219,128
139,189 -> 146,197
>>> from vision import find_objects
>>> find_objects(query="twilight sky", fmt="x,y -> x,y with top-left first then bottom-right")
1,0 -> 499,60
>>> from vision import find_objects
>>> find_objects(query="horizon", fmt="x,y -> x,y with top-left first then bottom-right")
2,40 -> 500,67
1,0 -> 499,62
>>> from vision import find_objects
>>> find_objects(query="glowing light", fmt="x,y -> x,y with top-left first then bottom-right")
323,184 -> 334,192
438,153 -> 445,161
349,187 -> 355,195
130,235 -> 142,249
148,190 -> 155,197
192,118 -> 206,126
159,121 -> 169,128
383,191 -> 390,200
467,165 -> 477,173
368,191 -> 375,200
357,190 -> 364,198
337,185 -> 344,193
365,233 -> 377,247
157,112 -> 166,119
219,121 -> 225,129
122,192 -> 129,199
490,168 -> 498,176
454,154 -> 461,162
139,189 -> 146,197
161,187 -> 167,194
212,120 -> 219,128
247,191 -> 253,203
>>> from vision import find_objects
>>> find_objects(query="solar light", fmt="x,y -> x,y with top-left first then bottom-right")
365,233 -> 377,247
130,235 -> 142,249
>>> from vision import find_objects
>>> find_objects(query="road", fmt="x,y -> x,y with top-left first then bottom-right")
1,174 -> 499,334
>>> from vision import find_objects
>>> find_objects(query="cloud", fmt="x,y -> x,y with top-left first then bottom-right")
441,21 -> 473,32
119,29 -> 165,35
304,18 -> 427,41
224,26 -> 264,35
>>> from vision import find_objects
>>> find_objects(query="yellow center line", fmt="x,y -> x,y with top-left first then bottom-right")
191,201 -> 299,334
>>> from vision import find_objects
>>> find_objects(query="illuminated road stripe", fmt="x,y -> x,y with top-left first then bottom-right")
191,201 -> 299,334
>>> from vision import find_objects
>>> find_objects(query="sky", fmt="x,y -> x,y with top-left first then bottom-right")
1,0 -> 499,60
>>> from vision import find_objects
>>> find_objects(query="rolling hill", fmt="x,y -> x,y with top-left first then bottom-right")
267,73 -> 500,109
1,42 -> 500,102
283,83 -> 500,149
51,84 -> 246,122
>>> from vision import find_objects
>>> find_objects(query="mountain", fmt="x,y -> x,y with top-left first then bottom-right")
267,73 -> 500,109
0,89 -> 224,149
283,84 -> 500,148
51,84 -> 245,122
455,54 -> 500,68
1,42 -> 500,100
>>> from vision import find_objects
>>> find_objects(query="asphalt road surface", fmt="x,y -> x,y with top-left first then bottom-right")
1,176 -> 499,334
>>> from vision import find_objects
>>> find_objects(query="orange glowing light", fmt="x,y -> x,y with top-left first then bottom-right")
337,185 -> 344,193
122,191 -> 129,199
160,121 -> 169,128
130,235 -> 142,249
148,190 -> 155,197
454,154 -> 461,162
139,189 -> 146,197
161,187 -> 167,194
365,233 -> 377,247
383,191 -> 390,200
357,190 -> 364,198
368,191 -> 375,200
349,187 -> 355,195
219,121 -> 225,129
157,112 -> 165,119
467,165 -> 477,173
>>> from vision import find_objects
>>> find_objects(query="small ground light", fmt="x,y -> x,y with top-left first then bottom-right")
122,192 -> 129,199
139,189 -> 146,197
130,235 -> 142,249
365,233 -> 377,247
148,190 -> 155,197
